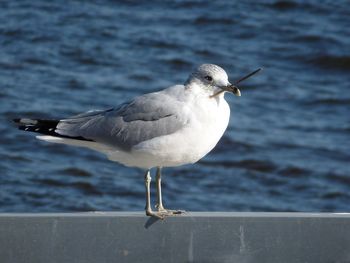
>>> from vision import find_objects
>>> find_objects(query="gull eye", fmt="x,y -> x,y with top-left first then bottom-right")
204,75 -> 213,82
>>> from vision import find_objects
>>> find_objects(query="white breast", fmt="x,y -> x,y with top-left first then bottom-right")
126,93 -> 231,169
183,94 -> 230,162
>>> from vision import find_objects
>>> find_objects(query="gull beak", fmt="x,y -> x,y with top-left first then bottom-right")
210,84 -> 241,98
209,68 -> 261,99
222,84 -> 241,97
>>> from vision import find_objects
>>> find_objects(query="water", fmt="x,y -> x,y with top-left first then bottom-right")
0,0 -> 349,213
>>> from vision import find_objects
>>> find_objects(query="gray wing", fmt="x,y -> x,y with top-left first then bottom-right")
55,91 -> 188,150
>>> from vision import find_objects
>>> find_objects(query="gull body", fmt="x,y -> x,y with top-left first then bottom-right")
14,64 -> 243,219
108,85 -> 230,168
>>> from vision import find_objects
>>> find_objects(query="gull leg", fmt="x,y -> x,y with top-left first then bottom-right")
155,167 -> 185,215
144,170 -> 163,219
156,167 -> 165,211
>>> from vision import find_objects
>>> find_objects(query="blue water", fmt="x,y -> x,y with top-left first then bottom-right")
1,0 -> 349,212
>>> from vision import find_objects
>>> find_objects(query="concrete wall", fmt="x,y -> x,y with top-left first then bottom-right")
0,212 -> 350,263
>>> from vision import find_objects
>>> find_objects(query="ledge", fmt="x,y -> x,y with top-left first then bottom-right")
1,212 -> 350,263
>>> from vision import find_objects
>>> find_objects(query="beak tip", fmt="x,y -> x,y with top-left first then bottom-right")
233,87 -> 241,97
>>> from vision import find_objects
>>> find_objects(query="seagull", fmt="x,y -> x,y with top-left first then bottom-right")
13,64 -> 261,219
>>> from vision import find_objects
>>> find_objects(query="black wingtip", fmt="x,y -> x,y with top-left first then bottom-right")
12,117 -> 94,142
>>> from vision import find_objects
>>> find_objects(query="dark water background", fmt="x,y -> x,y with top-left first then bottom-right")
0,0 -> 349,212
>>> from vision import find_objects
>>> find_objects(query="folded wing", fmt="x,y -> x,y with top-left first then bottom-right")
56,91 -> 188,150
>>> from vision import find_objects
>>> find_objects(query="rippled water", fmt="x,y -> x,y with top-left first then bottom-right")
1,0 -> 349,212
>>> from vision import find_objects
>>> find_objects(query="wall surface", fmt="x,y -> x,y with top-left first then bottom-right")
0,212 -> 350,263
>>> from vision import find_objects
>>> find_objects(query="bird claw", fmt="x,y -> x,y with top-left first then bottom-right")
146,210 -> 166,219
146,208 -> 186,219
158,208 -> 186,215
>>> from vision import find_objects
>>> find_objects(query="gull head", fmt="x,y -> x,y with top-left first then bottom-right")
186,64 -> 262,98
186,64 -> 241,97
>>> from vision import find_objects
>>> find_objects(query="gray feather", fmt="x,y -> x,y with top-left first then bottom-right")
56,91 -> 188,150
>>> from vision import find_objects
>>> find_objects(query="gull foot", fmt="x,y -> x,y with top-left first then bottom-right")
146,210 -> 165,219
155,204 -> 186,215
158,208 -> 186,216
146,208 -> 186,219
